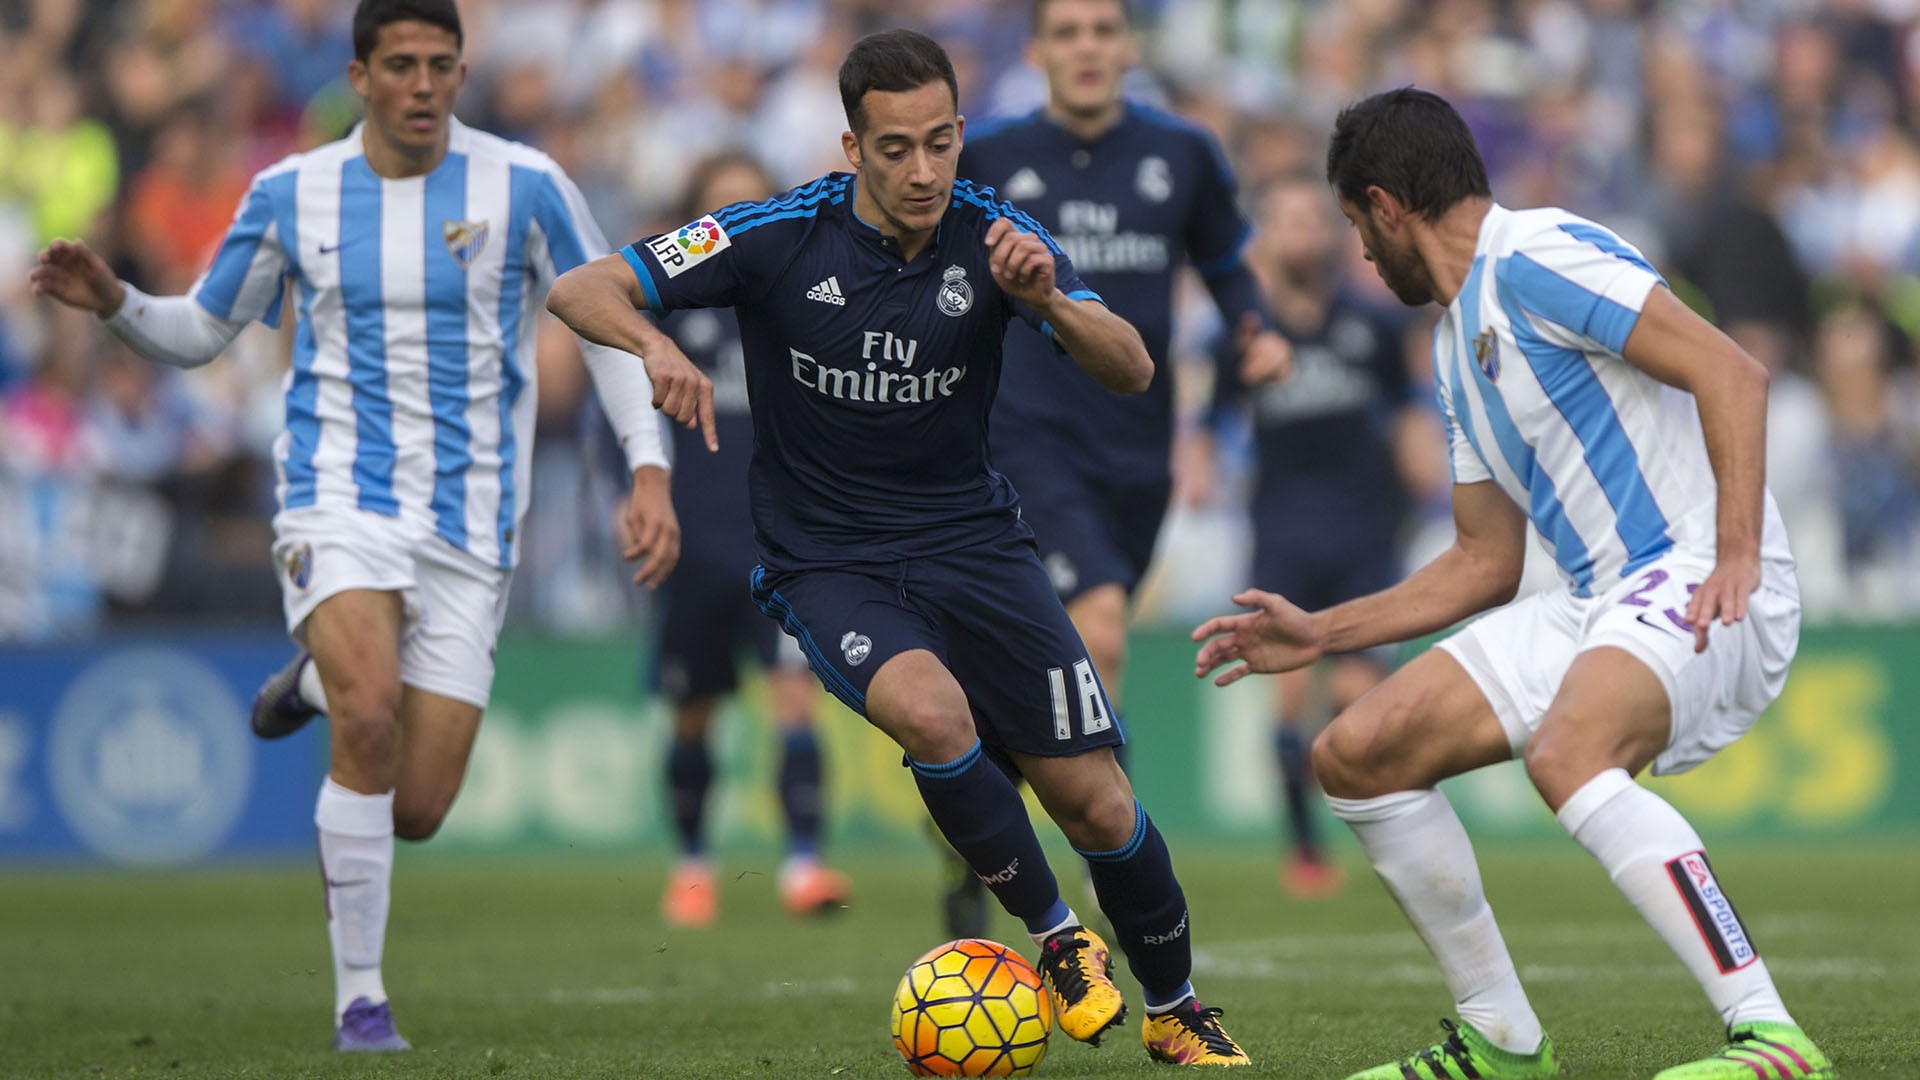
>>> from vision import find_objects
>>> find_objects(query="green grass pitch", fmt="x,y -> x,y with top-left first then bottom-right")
2,842 -> 1915,1078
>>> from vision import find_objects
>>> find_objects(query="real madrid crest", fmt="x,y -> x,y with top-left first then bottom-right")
442,219 -> 490,269
1473,330 -> 1499,381
1136,155 -> 1172,203
937,264 -> 973,317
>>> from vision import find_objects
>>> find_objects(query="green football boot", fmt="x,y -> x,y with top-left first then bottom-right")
1652,1021 -> 1834,1080
1344,1019 -> 1558,1080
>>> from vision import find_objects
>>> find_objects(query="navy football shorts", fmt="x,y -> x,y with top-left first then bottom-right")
1000,455 -> 1171,603
652,555 -> 791,704
749,528 -> 1126,759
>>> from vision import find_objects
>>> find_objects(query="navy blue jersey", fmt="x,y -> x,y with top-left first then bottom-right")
961,102 -> 1266,481
1211,287 -> 1412,538
657,307 -> 755,561
619,172 -> 1098,572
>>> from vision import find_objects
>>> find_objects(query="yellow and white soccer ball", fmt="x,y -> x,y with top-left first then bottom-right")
889,938 -> 1054,1077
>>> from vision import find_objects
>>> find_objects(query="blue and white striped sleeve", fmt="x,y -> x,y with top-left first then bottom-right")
1501,219 -> 1665,355
528,161 -> 668,472
1433,323 -> 1491,486
526,164 -> 608,284
189,169 -> 292,328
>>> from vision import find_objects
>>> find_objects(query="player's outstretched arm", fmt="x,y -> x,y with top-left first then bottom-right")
549,254 -> 717,452
1619,286 -> 1769,653
984,217 -> 1151,394
30,239 -> 244,368
1192,480 -> 1527,686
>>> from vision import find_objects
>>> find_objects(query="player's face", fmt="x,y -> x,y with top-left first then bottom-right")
1029,0 -> 1136,117
1262,182 -> 1338,283
843,81 -> 963,239
1339,194 -> 1436,307
697,162 -> 774,213
349,20 -> 465,159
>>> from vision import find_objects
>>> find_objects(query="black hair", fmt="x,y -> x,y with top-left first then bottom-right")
1031,0 -> 1133,34
676,150 -> 777,222
353,0 -> 463,63
1326,88 -> 1490,219
837,29 -> 958,136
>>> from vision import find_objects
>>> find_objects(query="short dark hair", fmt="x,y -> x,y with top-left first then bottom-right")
1031,0 -> 1134,34
353,0 -> 463,63
1326,88 -> 1490,219
837,29 -> 958,136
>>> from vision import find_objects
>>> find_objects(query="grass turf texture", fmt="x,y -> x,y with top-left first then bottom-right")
2,843 -> 1914,1078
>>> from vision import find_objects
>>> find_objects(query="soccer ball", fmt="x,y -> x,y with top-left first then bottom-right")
890,938 -> 1053,1076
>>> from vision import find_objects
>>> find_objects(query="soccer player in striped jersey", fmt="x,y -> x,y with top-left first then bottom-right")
1195,89 -> 1832,1080
29,0 -> 711,1054
551,29 -> 1251,1069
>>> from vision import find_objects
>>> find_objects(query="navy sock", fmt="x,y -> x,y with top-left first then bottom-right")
666,736 -> 712,858
777,727 -> 823,859
911,741 -> 1062,931
1275,726 -> 1321,859
1078,801 -> 1191,1006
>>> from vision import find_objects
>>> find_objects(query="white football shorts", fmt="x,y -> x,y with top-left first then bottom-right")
1438,549 -> 1801,775
271,505 -> 512,709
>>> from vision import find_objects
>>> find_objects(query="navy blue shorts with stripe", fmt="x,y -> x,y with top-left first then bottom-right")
749,529 -> 1125,758
651,555 -> 783,704
1002,455 -> 1171,603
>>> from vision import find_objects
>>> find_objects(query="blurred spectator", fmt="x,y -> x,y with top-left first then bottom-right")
0,0 -> 1916,632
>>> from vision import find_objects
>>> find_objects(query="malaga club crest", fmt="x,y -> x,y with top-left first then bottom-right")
937,264 -> 973,317
442,219 -> 490,268
1473,330 -> 1499,381
283,542 -> 313,592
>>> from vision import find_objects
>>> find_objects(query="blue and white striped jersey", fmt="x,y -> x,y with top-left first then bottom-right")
189,118 -> 611,569
1434,204 -> 1792,595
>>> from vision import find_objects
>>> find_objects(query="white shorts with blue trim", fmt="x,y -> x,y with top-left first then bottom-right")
271,504 -> 512,709
1437,549 -> 1801,775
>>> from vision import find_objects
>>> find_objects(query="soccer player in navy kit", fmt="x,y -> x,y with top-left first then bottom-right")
645,153 -> 851,929
550,28 -> 1252,1068
948,0 -> 1291,936
1194,173 -> 1431,898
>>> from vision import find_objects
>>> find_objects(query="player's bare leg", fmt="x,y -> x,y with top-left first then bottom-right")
768,667 -> 849,916
1533,648 -> 1829,1080
1065,584 -> 1130,704
1017,749 -> 1249,1065
303,589 -> 412,1053
1314,649 -> 1557,1077
661,697 -> 721,927
1272,665 -> 1336,897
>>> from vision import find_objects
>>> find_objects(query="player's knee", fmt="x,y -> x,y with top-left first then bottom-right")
894,695 -> 975,763
393,797 -> 452,842
1311,712 -> 1397,799
329,684 -> 401,765
1522,725 -> 1604,809
1058,785 -> 1137,852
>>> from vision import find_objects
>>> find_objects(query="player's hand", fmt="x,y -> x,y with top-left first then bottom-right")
1684,554 -> 1760,654
1237,315 -> 1294,384
1192,589 -> 1324,686
642,341 -> 718,453
985,217 -> 1056,308
617,465 -> 681,588
28,239 -> 125,317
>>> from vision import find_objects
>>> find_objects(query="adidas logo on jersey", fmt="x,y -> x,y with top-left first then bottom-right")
806,276 -> 847,306
1005,167 -> 1045,201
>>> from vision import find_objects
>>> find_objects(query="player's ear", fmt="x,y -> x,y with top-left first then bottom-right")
347,59 -> 369,101
1364,184 -> 1404,230
1022,37 -> 1040,71
841,130 -> 861,170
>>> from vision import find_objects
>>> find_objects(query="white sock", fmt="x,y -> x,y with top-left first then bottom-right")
1028,908 -> 1081,947
315,778 -> 395,1024
297,657 -> 330,713
1558,769 -> 1792,1029
1329,790 -> 1545,1055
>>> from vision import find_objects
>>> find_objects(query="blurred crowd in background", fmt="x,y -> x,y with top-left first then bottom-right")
2,0 -> 1918,643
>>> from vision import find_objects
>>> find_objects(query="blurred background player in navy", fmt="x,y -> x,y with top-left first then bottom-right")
1188,171 -> 1444,898
643,152 -> 849,928
944,0 -> 1293,936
